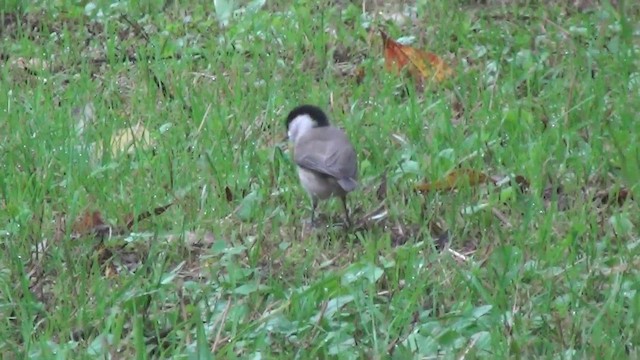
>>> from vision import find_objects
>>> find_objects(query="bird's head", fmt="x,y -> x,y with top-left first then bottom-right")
285,104 -> 330,143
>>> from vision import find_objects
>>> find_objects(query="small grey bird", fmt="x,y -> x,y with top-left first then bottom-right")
285,105 -> 358,226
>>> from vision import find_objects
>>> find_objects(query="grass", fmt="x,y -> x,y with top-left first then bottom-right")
1,0 -> 639,358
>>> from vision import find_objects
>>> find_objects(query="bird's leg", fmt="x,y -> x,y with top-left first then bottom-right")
340,195 -> 351,228
310,196 -> 318,226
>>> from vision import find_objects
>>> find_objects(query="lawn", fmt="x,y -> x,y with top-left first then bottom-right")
1,0 -> 639,358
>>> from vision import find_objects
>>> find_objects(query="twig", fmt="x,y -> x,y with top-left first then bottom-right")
491,208 -> 512,228
126,203 -> 174,230
118,14 -> 174,100
458,335 -> 479,360
150,72 -> 172,100
196,104 -> 212,135
120,14 -> 150,42
387,311 -> 419,355
447,248 -> 468,262
211,300 -> 233,352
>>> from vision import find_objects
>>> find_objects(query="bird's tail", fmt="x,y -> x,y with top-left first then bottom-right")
337,178 -> 358,192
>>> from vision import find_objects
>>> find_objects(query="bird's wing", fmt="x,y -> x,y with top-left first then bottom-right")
294,128 -> 358,184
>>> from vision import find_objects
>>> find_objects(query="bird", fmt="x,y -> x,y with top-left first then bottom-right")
285,104 -> 358,227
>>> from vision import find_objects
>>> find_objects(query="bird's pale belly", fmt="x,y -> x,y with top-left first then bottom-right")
297,168 -> 345,200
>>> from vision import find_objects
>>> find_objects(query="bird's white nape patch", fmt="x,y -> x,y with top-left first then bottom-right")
287,114 -> 315,143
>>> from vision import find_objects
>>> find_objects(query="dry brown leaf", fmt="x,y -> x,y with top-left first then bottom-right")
104,263 -> 118,277
593,187 -> 633,206
225,186 -> 234,202
181,231 -> 216,249
72,210 -> 112,238
416,169 -> 490,193
380,30 -> 453,83
93,241 -> 118,277
429,218 -> 450,250
376,171 -> 388,201
514,175 -> 531,192
354,66 -> 366,84
10,57 -> 50,72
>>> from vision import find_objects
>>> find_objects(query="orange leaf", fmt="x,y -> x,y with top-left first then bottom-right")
72,210 -> 107,235
380,30 -> 453,83
416,169 -> 489,193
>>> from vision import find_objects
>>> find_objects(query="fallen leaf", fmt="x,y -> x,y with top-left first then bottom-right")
93,241 -> 118,277
72,210 -> 113,238
593,187 -> 633,207
390,222 -> 420,247
182,231 -> 216,249
237,190 -> 261,222
514,175 -> 530,192
451,96 -> 465,124
103,258 -> 118,277
491,174 -> 530,193
416,169 -> 490,193
376,171 -> 388,201
225,186 -> 234,202
72,102 -> 96,136
110,122 -> 153,156
542,184 -> 570,211
380,30 -> 453,83
429,219 -> 450,250
354,66 -> 366,84
10,57 -> 50,72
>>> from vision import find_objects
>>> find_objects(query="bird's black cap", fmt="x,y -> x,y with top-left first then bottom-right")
285,104 -> 330,130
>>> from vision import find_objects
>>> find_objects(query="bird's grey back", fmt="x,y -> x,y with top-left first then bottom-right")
294,126 -> 358,191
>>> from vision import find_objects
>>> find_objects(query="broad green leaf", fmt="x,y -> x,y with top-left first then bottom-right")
214,0 -> 235,26
234,283 -> 269,295
342,263 -> 384,285
195,307 -> 213,360
237,190 -> 261,222
310,295 -> 355,323
471,304 -> 493,319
